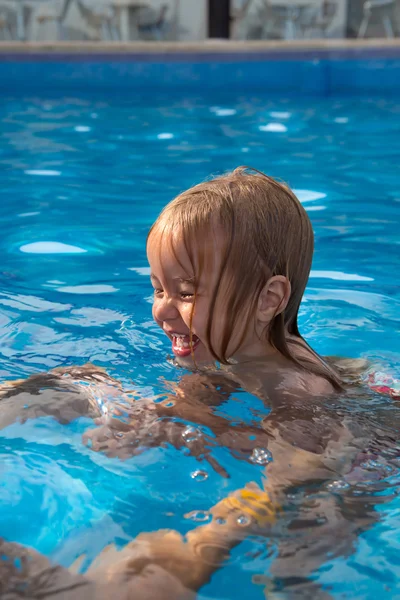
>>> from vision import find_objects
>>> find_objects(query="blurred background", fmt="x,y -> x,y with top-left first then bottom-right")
0,0 -> 398,43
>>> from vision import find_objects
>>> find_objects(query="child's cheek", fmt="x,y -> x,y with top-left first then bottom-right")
182,306 -> 195,328
152,303 -> 162,327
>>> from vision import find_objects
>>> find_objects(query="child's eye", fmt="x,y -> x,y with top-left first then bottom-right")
153,288 -> 163,296
180,292 -> 194,299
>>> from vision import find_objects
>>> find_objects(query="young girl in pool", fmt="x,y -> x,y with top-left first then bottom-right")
1,167 -> 397,599
146,165 -> 341,395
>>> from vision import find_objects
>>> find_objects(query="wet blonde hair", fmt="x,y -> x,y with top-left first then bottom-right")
148,167 -> 342,390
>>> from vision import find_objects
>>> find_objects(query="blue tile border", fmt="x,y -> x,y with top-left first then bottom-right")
0,45 -> 399,94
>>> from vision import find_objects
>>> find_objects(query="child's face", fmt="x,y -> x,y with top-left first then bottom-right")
147,230 -> 216,368
147,227 -> 289,369
147,228 -> 273,369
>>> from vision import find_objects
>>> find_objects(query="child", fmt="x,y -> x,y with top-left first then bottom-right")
147,166 -> 342,395
1,168 -> 397,598
90,166 -> 397,596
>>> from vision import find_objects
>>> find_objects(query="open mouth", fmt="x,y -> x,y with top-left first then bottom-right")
171,333 -> 200,358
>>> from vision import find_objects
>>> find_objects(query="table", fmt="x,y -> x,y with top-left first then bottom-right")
268,0 -> 320,39
110,0 -> 181,42
269,0 -> 347,39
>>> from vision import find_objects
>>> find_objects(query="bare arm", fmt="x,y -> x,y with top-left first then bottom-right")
0,537 -> 95,600
0,364 -> 122,430
82,369 -> 271,474
0,486 -> 278,600
85,485 -> 278,595
0,366 -> 240,434
0,366 -> 269,477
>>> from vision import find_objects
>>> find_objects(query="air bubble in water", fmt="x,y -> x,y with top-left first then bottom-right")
327,480 -> 350,493
119,318 -> 134,331
237,514 -> 251,526
185,510 -> 211,523
182,426 -> 202,444
250,447 -> 273,465
191,470 -> 208,481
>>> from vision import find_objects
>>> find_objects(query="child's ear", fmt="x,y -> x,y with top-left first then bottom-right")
257,276 -> 291,323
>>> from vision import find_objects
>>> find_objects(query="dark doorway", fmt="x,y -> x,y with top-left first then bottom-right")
208,0 -> 231,38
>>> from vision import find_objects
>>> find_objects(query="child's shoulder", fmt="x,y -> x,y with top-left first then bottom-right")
273,365 -> 335,400
227,358 -> 335,402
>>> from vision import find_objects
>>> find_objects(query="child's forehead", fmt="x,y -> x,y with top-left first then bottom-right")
147,231 -> 193,273
147,226 -> 221,276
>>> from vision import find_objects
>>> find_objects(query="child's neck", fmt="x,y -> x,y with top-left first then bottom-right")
227,340 -> 280,366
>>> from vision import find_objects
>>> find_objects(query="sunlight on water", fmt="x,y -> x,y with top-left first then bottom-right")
294,189 -> 327,202
309,270 -> 374,282
20,241 -> 87,254
56,284 -> 119,294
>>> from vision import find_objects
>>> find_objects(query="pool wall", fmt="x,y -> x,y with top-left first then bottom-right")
0,40 -> 400,94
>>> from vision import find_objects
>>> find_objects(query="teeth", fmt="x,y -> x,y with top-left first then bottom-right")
173,335 -> 198,348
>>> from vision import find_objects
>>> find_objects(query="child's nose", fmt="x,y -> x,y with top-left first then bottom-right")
154,296 -> 179,322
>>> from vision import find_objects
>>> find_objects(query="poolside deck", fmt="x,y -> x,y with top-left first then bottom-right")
0,38 -> 399,54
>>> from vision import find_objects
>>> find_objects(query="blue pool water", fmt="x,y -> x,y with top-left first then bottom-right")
0,90 -> 400,599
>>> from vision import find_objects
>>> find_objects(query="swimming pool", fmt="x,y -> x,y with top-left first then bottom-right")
0,45 -> 400,599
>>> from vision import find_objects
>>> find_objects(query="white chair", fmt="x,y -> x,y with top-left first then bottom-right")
0,1 -> 32,40
299,0 -> 338,37
262,1 -> 303,40
35,0 -> 74,40
76,0 -> 120,40
237,0 -> 289,40
358,0 -> 395,37
230,0 -> 253,39
0,7 -> 13,39
136,4 -> 169,40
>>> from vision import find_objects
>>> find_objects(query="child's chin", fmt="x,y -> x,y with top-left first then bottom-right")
174,348 -> 214,370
